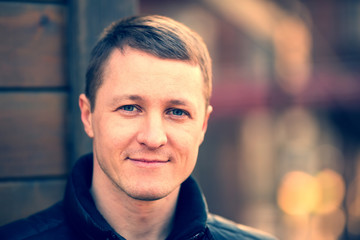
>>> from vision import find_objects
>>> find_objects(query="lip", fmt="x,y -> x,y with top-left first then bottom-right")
127,157 -> 169,168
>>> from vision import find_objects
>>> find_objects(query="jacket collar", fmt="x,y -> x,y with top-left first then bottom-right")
64,153 -> 208,240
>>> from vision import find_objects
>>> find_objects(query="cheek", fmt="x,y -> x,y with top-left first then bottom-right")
94,116 -> 138,143
169,125 -> 203,157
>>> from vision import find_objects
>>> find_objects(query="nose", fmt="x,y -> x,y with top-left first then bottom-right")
136,113 -> 167,149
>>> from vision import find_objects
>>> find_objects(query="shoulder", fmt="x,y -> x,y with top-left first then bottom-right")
206,214 -> 278,240
0,202 -> 76,240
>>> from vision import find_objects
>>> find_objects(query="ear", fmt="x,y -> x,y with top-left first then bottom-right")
199,105 -> 213,144
79,94 -> 94,138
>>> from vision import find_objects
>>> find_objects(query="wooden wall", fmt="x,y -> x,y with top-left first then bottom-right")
0,1 -> 67,225
0,0 -> 137,226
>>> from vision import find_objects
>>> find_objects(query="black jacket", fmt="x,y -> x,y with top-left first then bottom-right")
0,154 -> 277,240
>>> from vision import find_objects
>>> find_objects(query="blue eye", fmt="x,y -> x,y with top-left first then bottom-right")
118,105 -> 142,113
121,105 -> 135,111
171,109 -> 185,116
115,104 -> 142,115
168,108 -> 190,117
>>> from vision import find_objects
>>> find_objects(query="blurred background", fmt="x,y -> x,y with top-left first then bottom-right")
0,0 -> 359,239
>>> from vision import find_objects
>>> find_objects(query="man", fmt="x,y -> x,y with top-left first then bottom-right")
0,15 -> 276,240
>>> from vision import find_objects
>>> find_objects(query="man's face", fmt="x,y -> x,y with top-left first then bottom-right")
80,47 -> 212,201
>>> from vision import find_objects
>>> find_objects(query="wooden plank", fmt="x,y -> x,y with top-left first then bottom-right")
0,92 -> 67,177
0,179 -> 66,225
0,2 -> 66,87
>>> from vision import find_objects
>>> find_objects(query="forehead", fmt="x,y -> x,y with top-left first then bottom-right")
99,48 -> 206,106
103,47 -> 198,76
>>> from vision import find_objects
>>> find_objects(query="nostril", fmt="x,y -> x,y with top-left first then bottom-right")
137,129 -> 167,149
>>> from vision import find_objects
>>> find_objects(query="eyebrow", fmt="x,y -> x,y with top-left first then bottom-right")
168,99 -> 191,107
110,95 -> 194,108
110,95 -> 143,106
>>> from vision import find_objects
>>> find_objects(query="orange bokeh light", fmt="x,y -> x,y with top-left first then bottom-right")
277,169 -> 345,216
277,171 -> 320,216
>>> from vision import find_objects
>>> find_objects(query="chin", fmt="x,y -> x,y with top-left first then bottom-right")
130,194 -> 165,202
124,184 -> 178,202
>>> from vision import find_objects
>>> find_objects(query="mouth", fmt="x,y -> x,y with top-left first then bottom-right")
126,157 -> 170,168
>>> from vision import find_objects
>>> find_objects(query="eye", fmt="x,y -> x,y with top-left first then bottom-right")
120,105 -> 136,111
167,108 -> 190,117
171,109 -> 185,116
116,104 -> 142,114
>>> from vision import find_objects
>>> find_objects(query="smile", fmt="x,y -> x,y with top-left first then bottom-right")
126,157 -> 170,168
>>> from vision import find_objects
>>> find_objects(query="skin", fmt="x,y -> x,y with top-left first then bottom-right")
79,47 -> 212,239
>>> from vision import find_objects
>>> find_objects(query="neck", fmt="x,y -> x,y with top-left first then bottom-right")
90,161 -> 179,240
